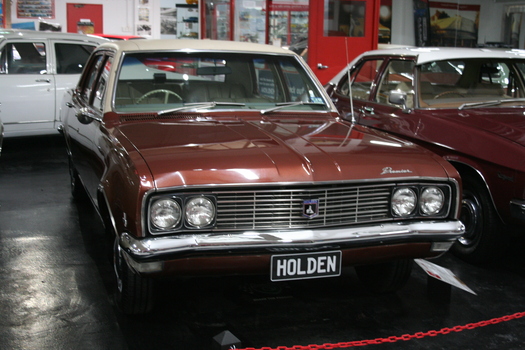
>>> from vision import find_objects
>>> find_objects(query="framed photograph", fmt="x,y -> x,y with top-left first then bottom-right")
17,0 -> 55,19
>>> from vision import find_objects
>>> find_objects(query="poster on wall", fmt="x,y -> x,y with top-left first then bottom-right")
379,0 -> 392,44
0,1 -> 3,28
160,0 -> 177,39
17,0 -> 55,19
413,0 -> 431,46
429,1 -> 480,47
136,0 -> 152,36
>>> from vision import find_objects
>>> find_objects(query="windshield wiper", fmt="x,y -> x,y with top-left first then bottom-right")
260,101 -> 326,115
158,101 -> 246,115
459,98 -> 525,110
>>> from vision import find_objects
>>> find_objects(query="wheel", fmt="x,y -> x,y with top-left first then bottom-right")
136,89 -> 182,104
113,238 -> 154,314
451,174 -> 507,263
68,157 -> 84,199
355,259 -> 413,293
434,90 -> 465,99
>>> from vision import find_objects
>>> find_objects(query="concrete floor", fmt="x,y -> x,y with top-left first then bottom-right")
1,135 -> 524,350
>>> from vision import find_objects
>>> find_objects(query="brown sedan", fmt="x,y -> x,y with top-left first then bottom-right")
60,39 -> 464,314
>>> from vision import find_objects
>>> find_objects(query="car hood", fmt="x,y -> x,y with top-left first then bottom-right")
117,115 -> 452,188
429,107 -> 525,146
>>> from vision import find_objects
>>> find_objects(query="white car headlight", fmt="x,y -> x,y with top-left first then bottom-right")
392,187 -> 417,216
185,196 -> 215,228
150,198 -> 182,229
420,187 -> 445,215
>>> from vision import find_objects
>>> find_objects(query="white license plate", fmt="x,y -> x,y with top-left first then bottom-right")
270,250 -> 342,281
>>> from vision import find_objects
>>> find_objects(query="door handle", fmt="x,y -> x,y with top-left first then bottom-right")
317,63 -> 329,70
36,79 -> 51,83
360,106 -> 375,114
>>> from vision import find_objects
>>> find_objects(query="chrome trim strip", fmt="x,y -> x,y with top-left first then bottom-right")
121,220 -> 464,259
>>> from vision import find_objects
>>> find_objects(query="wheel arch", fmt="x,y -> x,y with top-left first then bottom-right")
447,159 -> 503,222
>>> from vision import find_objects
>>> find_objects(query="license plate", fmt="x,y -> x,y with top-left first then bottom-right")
270,250 -> 342,281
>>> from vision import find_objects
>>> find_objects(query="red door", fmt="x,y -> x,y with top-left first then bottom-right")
66,3 -> 103,34
308,0 -> 379,84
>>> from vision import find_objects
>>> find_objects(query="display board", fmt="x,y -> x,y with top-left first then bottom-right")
17,0 -> 55,19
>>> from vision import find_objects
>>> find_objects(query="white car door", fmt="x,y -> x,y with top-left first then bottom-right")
0,39 -> 98,137
0,39 -> 57,137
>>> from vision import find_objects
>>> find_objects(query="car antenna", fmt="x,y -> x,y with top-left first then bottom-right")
345,37 -> 356,124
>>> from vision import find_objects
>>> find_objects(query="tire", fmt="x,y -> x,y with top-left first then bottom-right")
355,259 -> 413,293
113,238 -> 154,314
451,174 -> 507,263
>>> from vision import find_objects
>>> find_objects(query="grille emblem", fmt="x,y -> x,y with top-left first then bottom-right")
303,199 -> 319,219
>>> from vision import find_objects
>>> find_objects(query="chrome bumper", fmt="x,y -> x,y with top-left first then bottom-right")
120,220 -> 464,263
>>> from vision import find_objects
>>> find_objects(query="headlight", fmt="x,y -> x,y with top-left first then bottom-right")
185,196 -> 215,228
420,187 -> 444,215
150,198 -> 182,229
392,187 -> 417,216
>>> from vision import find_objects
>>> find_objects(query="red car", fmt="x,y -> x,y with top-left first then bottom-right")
326,47 -> 525,263
60,40 -> 463,314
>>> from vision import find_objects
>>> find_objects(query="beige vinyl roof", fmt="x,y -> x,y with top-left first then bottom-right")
97,38 -> 296,55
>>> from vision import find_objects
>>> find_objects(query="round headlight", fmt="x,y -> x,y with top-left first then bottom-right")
185,197 -> 215,228
150,198 -> 182,230
392,188 -> 417,216
420,187 -> 445,215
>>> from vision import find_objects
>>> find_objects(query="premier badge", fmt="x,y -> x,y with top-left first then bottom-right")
303,199 -> 319,219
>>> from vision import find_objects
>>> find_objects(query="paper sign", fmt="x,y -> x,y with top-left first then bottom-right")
415,259 -> 477,295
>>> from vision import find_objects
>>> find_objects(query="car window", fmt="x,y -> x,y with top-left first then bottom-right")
92,57 -> 113,111
376,59 -> 414,106
0,42 -> 46,74
55,43 -> 97,74
418,59 -> 525,108
114,52 -> 328,113
81,54 -> 105,102
338,59 -> 383,101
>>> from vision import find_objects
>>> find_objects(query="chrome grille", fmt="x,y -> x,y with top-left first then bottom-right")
214,184 -> 393,230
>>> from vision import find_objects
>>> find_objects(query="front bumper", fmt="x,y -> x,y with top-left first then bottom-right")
119,220 -> 464,274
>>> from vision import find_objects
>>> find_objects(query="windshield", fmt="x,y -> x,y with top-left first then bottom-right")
113,51 -> 328,113
417,58 -> 525,109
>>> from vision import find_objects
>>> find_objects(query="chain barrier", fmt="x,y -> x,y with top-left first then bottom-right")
235,311 -> 525,350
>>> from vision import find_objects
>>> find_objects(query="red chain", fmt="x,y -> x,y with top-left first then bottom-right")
236,312 -> 525,350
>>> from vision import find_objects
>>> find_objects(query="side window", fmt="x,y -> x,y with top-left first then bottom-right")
92,57 -> 113,111
55,43 -> 96,74
81,54 -> 105,102
338,59 -> 383,101
376,60 -> 414,104
2,42 -> 46,74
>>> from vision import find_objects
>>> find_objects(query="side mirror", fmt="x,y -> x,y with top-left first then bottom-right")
389,90 -> 412,114
76,107 -> 96,125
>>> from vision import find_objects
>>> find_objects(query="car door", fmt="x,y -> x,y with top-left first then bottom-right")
329,58 -> 384,123
66,52 -> 111,204
357,58 -> 420,137
330,57 -> 420,139
0,39 -> 56,136
53,40 -> 99,126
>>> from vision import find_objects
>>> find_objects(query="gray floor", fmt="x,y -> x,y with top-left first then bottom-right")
1,135 -> 524,350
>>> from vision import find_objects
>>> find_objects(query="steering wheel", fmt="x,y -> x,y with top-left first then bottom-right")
136,89 -> 182,104
434,90 -> 465,99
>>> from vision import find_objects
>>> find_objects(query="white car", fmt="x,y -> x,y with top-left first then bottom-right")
0,29 -> 108,137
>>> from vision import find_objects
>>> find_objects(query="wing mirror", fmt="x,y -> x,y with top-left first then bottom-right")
76,107 -> 97,125
389,90 -> 412,114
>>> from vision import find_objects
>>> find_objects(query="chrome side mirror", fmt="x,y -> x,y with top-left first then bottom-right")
389,90 -> 412,114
